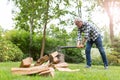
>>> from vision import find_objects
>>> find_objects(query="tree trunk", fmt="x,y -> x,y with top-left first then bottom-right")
40,23 -> 47,58
40,0 -> 50,58
103,0 -> 114,45
29,17 -> 33,57
77,0 -> 82,18
29,0 -> 34,57
108,13 -> 114,44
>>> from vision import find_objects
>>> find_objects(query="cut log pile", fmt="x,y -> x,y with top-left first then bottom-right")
11,51 -> 79,77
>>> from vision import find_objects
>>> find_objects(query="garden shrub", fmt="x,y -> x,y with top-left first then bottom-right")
4,29 -> 30,55
92,56 -> 103,65
92,51 -> 120,66
0,39 -> 23,62
107,51 -> 120,66
62,48 -> 85,63
112,38 -> 120,52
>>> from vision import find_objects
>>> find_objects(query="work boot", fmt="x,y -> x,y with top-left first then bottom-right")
85,65 -> 91,68
104,66 -> 108,69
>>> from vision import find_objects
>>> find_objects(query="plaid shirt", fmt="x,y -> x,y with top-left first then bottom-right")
77,21 -> 100,41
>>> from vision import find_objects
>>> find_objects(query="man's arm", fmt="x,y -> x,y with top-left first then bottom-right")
77,38 -> 86,48
77,29 -> 88,48
77,28 -> 83,48
77,28 -> 87,48
82,38 -> 87,45
81,23 -> 89,45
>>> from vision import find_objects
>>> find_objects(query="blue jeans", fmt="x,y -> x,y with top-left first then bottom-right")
85,35 -> 108,67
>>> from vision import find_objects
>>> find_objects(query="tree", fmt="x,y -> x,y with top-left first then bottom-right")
11,0 -> 45,56
11,0 -> 77,58
97,0 -> 120,45
40,0 -> 49,58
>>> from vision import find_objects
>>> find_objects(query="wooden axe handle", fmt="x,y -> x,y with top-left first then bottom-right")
58,46 -> 77,49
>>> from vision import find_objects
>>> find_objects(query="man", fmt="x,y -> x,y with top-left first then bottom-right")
74,18 -> 108,69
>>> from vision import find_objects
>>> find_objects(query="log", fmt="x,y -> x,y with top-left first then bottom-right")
49,51 -> 65,64
34,55 -> 49,66
20,57 -> 33,68
49,51 -> 59,64
39,67 -> 54,77
49,51 -> 59,58
54,62 -> 68,68
56,67 -> 80,72
57,53 -> 65,63
52,57 -> 60,64
11,65 -> 49,75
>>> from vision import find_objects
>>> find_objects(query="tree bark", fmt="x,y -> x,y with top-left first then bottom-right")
29,17 -> 33,57
40,0 -> 50,58
103,0 -> 114,44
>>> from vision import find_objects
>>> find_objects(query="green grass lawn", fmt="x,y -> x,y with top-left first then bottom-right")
0,62 -> 120,80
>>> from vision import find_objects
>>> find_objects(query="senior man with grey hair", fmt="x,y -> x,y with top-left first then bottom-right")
74,18 -> 108,69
